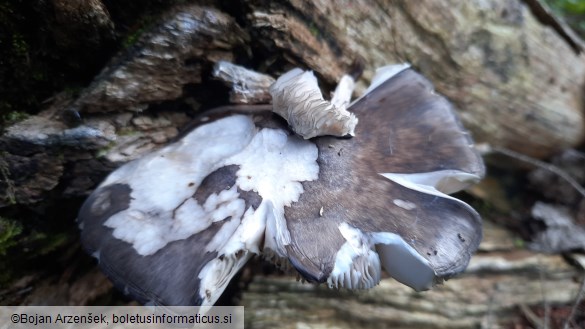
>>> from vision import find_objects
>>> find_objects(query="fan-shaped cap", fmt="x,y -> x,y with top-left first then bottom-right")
78,65 -> 484,306
281,66 -> 484,290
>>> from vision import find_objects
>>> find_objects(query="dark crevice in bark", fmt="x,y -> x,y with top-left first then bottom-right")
522,0 -> 583,53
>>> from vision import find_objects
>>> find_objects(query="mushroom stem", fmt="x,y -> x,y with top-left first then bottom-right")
269,69 -> 359,139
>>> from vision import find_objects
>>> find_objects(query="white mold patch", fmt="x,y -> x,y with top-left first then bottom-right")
225,127 -> 319,258
225,128 -> 319,204
102,115 -> 255,205
105,185 -> 246,256
197,201 -> 269,306
327,223 -> 381,290
393,199 -> 417,210
204,216 -> 241,254
101,113 -> 319,258
197,249 -> 253,306
263,200 -> 292,258
330,75 -> 355,110
201,185 -> 245,223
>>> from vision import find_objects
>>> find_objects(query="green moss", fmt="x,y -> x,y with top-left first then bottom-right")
0,2 -> 45,122
25,231 -> 70,256
0,0 -> 111,128
64,86 -> 83,98
11,32 -> 28,58
513,238 -> 526,248
120,8 -> 175,49
0,218 -> 75,286
96,141 -> 117,158
544,0 -> 585,36
122,27 -> 147,49
2,111 -> 29,125
0,153 -> 16,205
120,14 -> 157,49
308,23 -> 320,38
31,70 -> 47,82
550,0 -> 585,13
0,217 -> 23,256
117,127 -> 139,136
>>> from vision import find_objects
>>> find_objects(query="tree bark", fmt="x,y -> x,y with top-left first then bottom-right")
3,0 -> 585,205
240,221 -> 583,329
1,1 -> 584,327
246,0 -> 585,158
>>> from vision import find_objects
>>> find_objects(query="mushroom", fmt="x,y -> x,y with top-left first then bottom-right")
78,64 -> 484,306
269,68 -> 358,139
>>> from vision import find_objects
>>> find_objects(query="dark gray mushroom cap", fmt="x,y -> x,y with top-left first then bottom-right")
283,68 -> 484,291
78,66 -> 484,306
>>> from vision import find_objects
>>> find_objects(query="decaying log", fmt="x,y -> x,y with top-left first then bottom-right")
69,5 -> 249,114
212,61 -> 275,104
50,0 -> 115,52
2,0 -> 585,204
1,2 -> 585,326
245,0 -> 585,158
0,5 -> 245,206
3,0 -> 585,205
240,221 -> 583,329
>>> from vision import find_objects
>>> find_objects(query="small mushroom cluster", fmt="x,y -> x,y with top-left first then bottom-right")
78,64 -> 484,306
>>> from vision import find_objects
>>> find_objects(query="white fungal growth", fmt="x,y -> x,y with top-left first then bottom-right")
269,68 -> 358,139
102,114 -> 319,257
328,223 -> 381,289
198,204 -> 267,306
393,199 -> 417,210
330,75 -> 355,109
328,222 -> 436,291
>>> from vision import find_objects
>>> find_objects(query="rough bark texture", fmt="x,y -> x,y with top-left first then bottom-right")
246,0 -> 585,158
1,0 -> 585,328
240,221 -> 583,329
68,5 -> 249,114
3,0 -> 585,206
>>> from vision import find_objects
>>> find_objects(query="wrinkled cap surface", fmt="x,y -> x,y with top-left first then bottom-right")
78,65 -> 484,306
